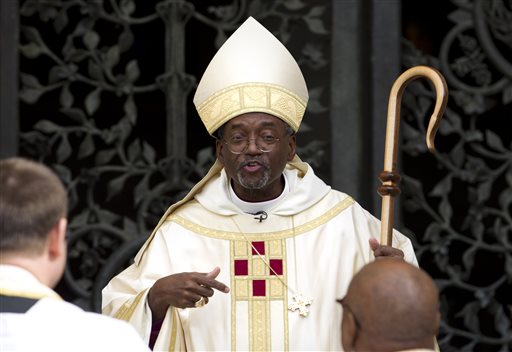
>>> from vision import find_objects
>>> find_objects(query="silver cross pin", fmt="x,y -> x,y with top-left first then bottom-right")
288,293 -> 313,317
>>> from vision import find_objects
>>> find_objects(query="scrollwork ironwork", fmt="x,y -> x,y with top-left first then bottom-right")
18,0 -> 329,312
402,1 -> 512,350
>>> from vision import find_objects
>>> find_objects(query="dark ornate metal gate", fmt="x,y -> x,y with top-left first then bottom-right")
401,1 -> 512,350
16,0 -> 332,311
2,0 -> 510,351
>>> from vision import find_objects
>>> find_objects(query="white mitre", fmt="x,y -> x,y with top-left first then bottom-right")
193,16 -> 309,135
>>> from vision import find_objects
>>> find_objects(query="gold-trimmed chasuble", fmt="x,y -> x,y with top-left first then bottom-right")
231,239 -> 289,351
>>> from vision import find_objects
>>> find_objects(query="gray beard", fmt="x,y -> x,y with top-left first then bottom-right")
236,167 -> 271,190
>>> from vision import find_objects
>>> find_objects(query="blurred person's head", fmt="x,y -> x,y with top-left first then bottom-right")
339,259 -> 440,352
0,157 -> 68,288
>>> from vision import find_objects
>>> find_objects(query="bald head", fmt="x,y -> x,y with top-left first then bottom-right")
340,259 -> 439,352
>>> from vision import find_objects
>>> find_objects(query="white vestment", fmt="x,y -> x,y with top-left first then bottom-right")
0,265 -> 150,352
102,160 -> 417,351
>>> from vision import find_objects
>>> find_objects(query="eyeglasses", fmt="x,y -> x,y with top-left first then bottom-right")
337,298 -> 363,330
223,135 -> 281,154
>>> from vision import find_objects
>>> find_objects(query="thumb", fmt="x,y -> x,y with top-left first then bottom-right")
369,238 -> 380,251
206,266 -> 221,279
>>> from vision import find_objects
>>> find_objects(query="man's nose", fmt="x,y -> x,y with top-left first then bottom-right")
245,138 -> 262,154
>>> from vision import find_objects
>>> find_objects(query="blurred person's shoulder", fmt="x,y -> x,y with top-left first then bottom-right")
28,298 -> 150,351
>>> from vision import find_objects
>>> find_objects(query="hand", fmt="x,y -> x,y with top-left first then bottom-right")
369,238 -> 404,259
148,267 -> 230,320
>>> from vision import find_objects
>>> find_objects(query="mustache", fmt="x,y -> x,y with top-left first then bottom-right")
237,159 -> 269,171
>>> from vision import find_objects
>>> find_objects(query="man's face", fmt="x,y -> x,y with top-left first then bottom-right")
216,112 -> 296,202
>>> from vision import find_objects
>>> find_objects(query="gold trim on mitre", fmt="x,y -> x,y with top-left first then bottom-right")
193,17 -> 309,135
196,82 -> 307,134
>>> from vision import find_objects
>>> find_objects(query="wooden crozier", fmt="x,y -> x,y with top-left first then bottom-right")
379,66 -> 449,246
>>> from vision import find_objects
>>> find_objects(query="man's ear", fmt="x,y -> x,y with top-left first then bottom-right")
216,139 -> 225,165
48,218 -> 67,260
341,310 -> 357,352
434,310 -> 441,335
287,134 -> 297,161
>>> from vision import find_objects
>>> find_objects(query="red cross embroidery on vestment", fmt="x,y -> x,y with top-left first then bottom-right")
233,241 -> 284,297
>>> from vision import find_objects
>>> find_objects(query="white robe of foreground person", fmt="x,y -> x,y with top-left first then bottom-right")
0,265 -> 150,352
102,159 -> 418,351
